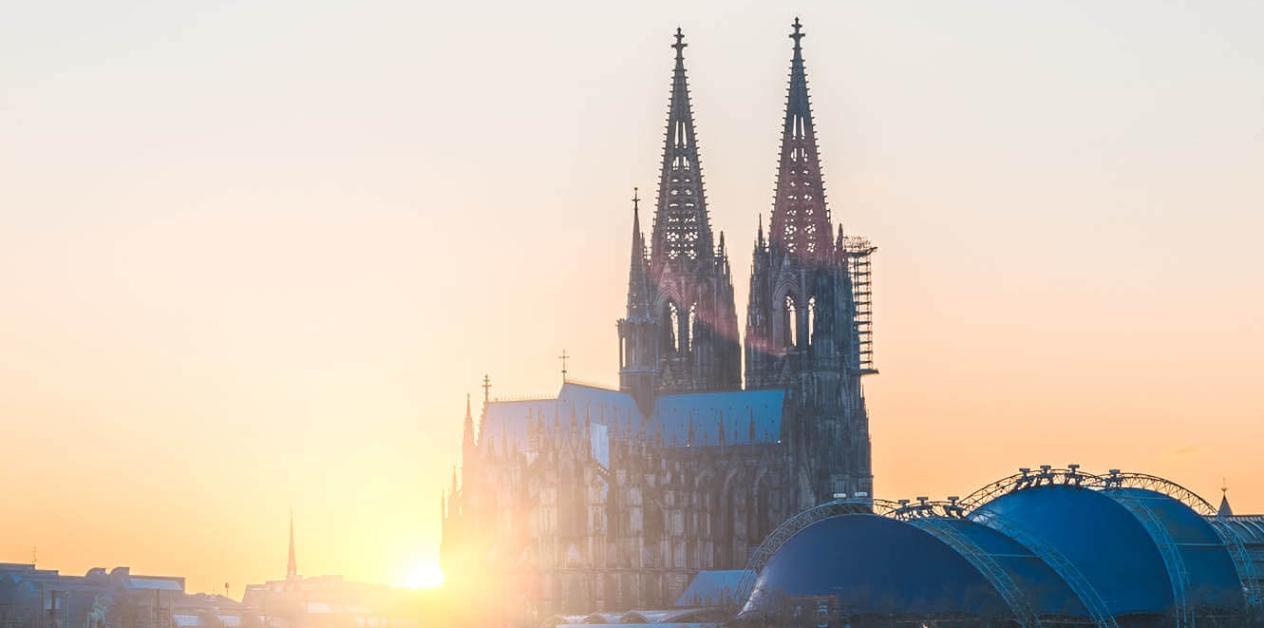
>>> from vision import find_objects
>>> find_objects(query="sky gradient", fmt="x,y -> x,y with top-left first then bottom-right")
2,0 -> 1262,595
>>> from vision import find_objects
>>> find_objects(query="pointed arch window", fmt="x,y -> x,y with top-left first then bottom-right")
666,302 -> 681,353
687,303 -> 697,351
784,295 -> 798,348
807,296 -> 817,347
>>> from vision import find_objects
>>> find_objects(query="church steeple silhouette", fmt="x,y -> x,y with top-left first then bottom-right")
287,509 -> 298,580
1218,480 -> 1234,517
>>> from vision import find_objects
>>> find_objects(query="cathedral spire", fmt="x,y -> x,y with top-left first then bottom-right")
650,27 -> 715,272
287,509 -> 298,580
769,17 -> 833,259
626,188 -> 651,321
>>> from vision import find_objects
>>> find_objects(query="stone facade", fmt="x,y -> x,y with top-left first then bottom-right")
440,21 -> 874,625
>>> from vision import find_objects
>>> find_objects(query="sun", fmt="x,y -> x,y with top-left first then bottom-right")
399,561 -> 445,589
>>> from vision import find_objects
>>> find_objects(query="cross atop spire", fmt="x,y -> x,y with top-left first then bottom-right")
672,27 -> 686,60
790,17 -> 805,50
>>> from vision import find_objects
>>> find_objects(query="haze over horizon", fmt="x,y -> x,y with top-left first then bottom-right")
2,0 -> 1262,594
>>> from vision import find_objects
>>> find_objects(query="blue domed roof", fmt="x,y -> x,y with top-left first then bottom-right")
1101,487 -> 1244,612
737,469 -> 1255,625
970,484 -> 1173,616
744,514 -> 1012,619
905,517 -> 1088,620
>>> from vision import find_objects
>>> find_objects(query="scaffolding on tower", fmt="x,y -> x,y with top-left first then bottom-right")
845,237 -> 877,375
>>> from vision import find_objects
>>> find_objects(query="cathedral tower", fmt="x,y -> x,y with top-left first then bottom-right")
745,19 -> 873,506
619,29 -> 741,407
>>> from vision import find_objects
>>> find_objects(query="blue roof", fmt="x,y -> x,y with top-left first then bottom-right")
738,471 -> 1255,623
744,514 -> 1012,618
477,383 -> 785,464
675,570 -> 751,607
970,484 -> 1173,616
905,517 -> 1087,620
1102,487 -> 1244,611
478,398 -> 562,455
653,389 -> 784,448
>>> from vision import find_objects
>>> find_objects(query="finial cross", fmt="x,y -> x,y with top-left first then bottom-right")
672,28 -> 687,59
632,186 -> 639,211
790,17 -> 805,48
482,374 -> 492,404
558,349 -> 570,381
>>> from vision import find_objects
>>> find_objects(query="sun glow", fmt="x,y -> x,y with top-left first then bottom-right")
399,561 -> 445,589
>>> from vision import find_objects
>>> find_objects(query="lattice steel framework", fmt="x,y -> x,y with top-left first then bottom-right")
845,236 -> 877,374
908,516 -> 1042,628
1209,521 -> 1264,610
1105,490 -> 1194,627
969,507 -> 1120,628
959,466 -> 1216,515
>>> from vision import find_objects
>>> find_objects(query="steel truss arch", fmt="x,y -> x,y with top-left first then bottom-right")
905,516 -> 1042,628
1099,471 -> 1217,516
959,466 -> 1218,517
970,508 -> 1120,628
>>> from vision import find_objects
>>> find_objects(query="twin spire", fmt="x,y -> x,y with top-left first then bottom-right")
648,27 -> 715,273
634,18 -> 834,283
768,17 -> 834,259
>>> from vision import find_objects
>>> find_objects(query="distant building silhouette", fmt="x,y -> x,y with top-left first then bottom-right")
0,563 -> 247,628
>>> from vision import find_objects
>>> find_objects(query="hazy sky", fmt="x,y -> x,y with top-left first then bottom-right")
2,0 -> 1262,594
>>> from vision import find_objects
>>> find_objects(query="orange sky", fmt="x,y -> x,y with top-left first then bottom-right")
1,1 -> 1262,595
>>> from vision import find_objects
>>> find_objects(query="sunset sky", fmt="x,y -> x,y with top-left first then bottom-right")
2,0 -> 1262,595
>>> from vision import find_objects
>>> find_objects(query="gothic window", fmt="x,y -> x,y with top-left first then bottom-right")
686,303 -> 697,351
784,295 -> 798,348
807,296 -> 817,347
665,302 -> 680,353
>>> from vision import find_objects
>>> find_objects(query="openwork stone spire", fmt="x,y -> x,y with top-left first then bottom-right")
768,17 -> 833,259
650,28 -> 714,272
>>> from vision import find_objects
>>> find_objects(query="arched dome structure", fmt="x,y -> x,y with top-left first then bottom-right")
736,467 -> 1257,627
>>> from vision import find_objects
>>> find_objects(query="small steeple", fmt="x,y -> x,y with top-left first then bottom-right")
1218,480 -> 1234,517
286,509 -> 298,580
626,187 -> 651,321
462,394 -> 476,463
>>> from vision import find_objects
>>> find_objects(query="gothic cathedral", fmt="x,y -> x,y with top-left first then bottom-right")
441,20 -> 875,624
